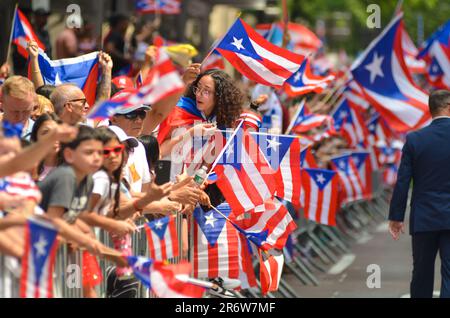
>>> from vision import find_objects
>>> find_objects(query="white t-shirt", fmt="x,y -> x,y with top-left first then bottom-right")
92,170 -> 117,216
123,141 -> 151,193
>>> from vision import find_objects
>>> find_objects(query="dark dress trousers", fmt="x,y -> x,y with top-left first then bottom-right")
389,117 -> 450,298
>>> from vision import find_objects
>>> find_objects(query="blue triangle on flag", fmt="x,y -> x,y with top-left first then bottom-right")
217,19 -> 262,60
333,99 -> 353,125
351,16 -> 406,99
305,168 -> 336,190
147,216 -> 170,240
367,115 -> 379,134
28,219 -> 58,282
286,58 -> 307,86
429,57 -> 444,76
350,152 -> 369,170
300,148 -> 307,167
127,256 -> 152,288
331,154 -> 351,175
251,133 -> 294,171
193,203 -> 231,247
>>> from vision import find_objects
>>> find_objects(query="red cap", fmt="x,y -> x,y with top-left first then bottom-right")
112,76 -> 134,90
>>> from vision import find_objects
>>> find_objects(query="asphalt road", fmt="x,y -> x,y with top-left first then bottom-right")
284,220 -> 442,298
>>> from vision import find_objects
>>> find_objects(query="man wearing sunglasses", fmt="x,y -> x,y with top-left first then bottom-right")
110,103 -> 151,193
50,84 -> 90,126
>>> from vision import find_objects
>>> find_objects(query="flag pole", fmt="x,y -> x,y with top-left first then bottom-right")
285,98 -> 306,134
281,0 -> 290,49
203,118 -> 244,182
99,0 -> 105,51
210,204 -> 270,256
5,4 -> 18,66
393,0 -> 404,16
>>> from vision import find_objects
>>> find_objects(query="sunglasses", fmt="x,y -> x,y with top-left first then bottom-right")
67,98 -> 87,106
103,144 -> 125,157
122,110 -> 147,121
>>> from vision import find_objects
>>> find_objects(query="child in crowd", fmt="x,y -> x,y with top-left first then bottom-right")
30,113 -> 63,181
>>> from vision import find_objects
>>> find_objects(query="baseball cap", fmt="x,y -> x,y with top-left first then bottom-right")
111,89 -> 151,115
108,125 -> 139,148
112,76 -> 134,90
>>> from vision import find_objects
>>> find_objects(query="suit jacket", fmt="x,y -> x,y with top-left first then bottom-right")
389,117 -> 450,234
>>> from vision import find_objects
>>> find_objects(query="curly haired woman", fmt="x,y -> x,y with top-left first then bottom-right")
158,69 -> 245,156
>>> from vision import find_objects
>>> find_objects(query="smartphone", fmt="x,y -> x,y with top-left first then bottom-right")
154,160 -> 171,185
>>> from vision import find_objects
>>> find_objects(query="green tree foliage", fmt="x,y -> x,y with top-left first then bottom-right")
285,0 -> 449,54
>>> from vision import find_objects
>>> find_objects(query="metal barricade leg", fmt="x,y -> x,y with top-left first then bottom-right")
307,228 -> 339,263
294,244 -> 327,273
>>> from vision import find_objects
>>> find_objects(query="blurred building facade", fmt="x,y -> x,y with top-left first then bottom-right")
0,0 -> 279,66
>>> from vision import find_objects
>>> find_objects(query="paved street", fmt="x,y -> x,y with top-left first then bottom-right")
285,220 -> 442,298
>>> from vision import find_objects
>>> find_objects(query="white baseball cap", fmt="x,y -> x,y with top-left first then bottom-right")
107,125 -> 139,148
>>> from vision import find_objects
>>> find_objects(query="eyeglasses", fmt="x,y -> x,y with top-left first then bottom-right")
103,144 -> 125,157
67,98 -> 87,106
122,110 -> 147,121
193,86 -> 214,98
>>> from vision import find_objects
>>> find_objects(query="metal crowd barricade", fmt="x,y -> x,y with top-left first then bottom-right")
0,255 -> 20,298
53,243 -> 84,298
273,169 -> 392,296
0,170 -> 393,299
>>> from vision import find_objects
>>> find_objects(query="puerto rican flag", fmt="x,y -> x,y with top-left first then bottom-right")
12,8 -> 46,58
259,249 -> 284,295
250,132 -> 303,207
202,50 -> 225,71
301,168 -> 339,226
215,18 -> 305,88
34,50 -> 99,106
299,147 -> 318,208
357,140 -> 380,172
332,97 -> 368,147
156,96 -> 204,144
383,163 -> 398,186
89,47 -> 184,121
288,101 -> 335,135
144,215 -> 179,261
239,111 -> 263,131
236,227 -> 258,289
0,173 -> 41,202
192,203 -> 240,279
330,154 -> 365,204
343,79 -> 371,113
349,151 -> 373,199
233,198 -> 297,251
284,58 -> 335,97
402,27 -> 426,74
135,0 -> 181,14
417,20 -> 450,89
377,146 -> 401,165
20,218 -> 58,298
127,256 -> 153,288
150,261 -> 205,298
366,113 -> 397,147
214,129 -> 277,215
257,22 -> 322,55
351,13 -> 430,132
301,147 -> 318,169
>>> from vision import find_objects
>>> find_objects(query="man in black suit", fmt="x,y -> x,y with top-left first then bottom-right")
389,90 -> 450,298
